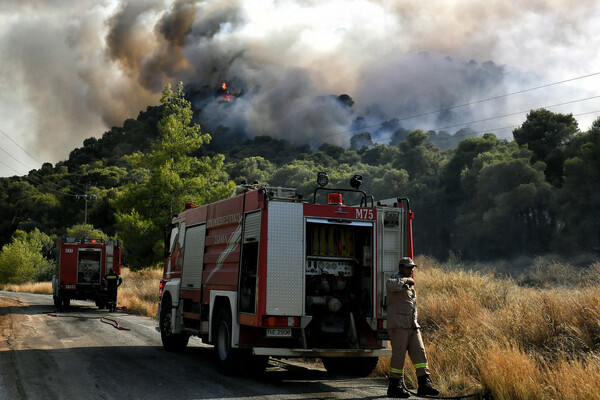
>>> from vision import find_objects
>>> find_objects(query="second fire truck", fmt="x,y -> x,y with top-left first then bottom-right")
158,173 -> 414,376
53,237 -> 121,309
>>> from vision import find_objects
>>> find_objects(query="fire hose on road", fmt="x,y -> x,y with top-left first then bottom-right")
45,310 -> 131,331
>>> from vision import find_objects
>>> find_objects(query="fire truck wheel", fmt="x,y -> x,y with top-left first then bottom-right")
214,306 -> 241,375
53,295 -> 61,308
159,298 -> 189,352
241,351 -> 269,376
321,356 -> 379,377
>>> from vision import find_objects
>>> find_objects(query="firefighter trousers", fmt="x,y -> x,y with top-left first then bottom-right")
107,289 -> 118,311
387,327 -> 430,379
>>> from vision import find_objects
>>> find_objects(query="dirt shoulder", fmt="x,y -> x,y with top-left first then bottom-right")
0,296 -> 24,349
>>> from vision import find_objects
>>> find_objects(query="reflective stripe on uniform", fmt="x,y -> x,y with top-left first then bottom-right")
105,276 -> 117,279
390,367 -> 404,375
414,363 -> 428,370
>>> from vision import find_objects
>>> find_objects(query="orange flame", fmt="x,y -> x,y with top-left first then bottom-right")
221,82 -> 227,90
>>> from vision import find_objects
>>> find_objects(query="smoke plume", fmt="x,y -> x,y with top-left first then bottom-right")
1,0 -> 599,173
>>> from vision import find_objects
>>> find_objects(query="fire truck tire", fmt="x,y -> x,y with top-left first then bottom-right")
240,351 -> 269,376
159,298 -> 189,352
214,306 -> 242,375
53,295 -> 61,308
321,356 -> 379,377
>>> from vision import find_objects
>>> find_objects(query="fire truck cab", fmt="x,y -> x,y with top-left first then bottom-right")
158,173 -> 414,376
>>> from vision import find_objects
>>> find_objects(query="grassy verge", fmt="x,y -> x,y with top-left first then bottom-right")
2,257 -> 600,399
398,255 -> 600,399
0,281 -> 53,294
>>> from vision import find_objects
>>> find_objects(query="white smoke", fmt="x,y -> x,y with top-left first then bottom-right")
1,0 -> 599,175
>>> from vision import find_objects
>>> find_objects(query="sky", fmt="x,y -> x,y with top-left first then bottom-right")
1,0 -> 600,177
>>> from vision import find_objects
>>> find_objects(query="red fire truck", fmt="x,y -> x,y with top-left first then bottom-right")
52,237 -> 122,309
158,173 -> 414,376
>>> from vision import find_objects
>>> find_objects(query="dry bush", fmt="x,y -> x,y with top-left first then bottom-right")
541,354 -> 600,400
118,266 -> 162,317
517,257 -> 584,288
496,288 -> 600,355
415,255 -> 514,312
583,261 -> 600,287
477,345 -> 545,400
407,256 -> 600,398
0,281 -> 52,294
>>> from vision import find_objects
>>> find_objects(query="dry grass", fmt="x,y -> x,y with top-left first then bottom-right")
117,266 -> 162,317
4,256 -> 600,399
0,281 -> 52,294
405,255 -> 600,399
0,267 -> 162,318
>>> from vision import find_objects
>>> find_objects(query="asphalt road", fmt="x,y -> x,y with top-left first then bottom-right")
0,291 -> 391,400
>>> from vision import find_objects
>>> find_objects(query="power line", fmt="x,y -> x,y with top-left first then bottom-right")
0,157 -> 20,174
22,176 -> 82,198
327,71 -> 600,139
0,144 -> 40,174
0,143 -> 84,196
425,95 -> 600,136
0,127 -> 88,191
0,127 -> 44,170
0,128 -> 88,193
371,109 -> 600,145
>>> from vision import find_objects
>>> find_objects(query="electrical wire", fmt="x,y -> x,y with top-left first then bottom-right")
325,71 -> 600,140
0,127 -> 88,192
427,95 -> 600,134
0,135 -> 89,196
0,145 -> 84,197
371,108 -> 600,145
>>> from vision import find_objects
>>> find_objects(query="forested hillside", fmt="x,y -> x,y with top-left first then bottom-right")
1,83 -> 599,281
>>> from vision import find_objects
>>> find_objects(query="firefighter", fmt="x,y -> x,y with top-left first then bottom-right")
103,267 -> 123,312
386,257 -> 439,398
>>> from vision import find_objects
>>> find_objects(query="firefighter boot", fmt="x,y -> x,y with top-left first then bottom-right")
387,377 -> 410,398
417,375 -> 440,397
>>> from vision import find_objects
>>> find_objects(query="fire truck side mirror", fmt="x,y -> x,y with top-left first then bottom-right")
163,225 -> 172,258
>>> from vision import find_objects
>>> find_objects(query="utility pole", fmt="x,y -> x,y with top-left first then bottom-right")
77,184 -> 97,224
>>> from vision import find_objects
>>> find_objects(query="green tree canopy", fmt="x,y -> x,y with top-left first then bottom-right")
557,117 -> 600,252
455,142 -> 554,258
393,129 -> 444,181
512,109 -> 579,187
65,224 -> 109,241
113,82 -> 234,269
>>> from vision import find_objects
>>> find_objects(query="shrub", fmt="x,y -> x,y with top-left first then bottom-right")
0,229 -> 54,284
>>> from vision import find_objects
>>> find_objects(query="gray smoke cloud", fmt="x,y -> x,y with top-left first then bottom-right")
1,0 -> 599,175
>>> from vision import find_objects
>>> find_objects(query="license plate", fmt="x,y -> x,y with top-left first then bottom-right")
375,331 -> 390,340
266,328 -> 292,337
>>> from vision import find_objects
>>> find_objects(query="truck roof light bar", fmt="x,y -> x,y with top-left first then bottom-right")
327,193 -> 343,205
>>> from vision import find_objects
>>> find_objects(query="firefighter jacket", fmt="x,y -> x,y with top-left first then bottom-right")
103,271 -> 122,291
386,274 -> 420,329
